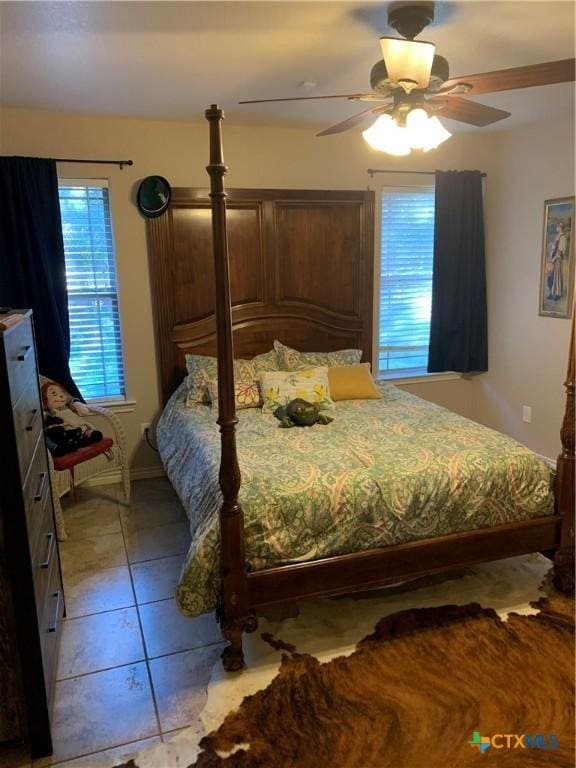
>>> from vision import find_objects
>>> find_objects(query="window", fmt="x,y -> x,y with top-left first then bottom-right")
378,186 -> 435,378
58,180 -> 125,400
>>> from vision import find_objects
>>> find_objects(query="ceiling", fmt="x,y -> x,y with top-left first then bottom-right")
0,1 -> 574,134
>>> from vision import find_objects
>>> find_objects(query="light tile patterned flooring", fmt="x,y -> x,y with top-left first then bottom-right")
31,478 -> 223,767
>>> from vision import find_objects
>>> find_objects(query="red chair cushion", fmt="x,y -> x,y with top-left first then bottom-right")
52,437 -> 114,472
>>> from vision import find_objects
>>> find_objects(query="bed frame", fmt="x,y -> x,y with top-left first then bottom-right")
149,104 -> 575,671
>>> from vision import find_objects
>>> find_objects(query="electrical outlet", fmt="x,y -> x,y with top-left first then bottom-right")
522,406 -> 532,424
140,422 -> 151,437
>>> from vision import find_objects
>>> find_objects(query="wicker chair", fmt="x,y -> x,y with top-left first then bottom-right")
48,404 -> 130,540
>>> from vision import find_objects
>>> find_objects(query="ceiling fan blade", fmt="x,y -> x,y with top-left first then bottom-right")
316,106 -> 391,137
239,93 -> 385,105
441,58 -> 575,96
428,96 -> 511,126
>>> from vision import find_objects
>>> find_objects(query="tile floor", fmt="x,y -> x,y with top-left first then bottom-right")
28,477 -> 224,767
2,480 -> 555,768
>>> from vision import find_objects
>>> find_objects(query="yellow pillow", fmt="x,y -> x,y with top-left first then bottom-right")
327,363 -> 382,401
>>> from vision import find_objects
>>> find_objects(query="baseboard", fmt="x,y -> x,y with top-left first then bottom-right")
83,465 -> 166,487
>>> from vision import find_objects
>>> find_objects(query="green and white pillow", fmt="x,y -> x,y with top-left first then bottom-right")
273,340 -> 362,371
185,349 -> 279,408
259,367 -> 335,415
251,349 -> 280,371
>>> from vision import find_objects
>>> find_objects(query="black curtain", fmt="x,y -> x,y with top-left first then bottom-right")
428,170 -> 488,373
0,156 -> 81,399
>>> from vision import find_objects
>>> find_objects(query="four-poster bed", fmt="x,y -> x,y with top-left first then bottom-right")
149,104 -> 574,671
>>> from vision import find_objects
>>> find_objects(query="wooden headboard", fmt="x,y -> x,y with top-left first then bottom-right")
147,187 -> 375,403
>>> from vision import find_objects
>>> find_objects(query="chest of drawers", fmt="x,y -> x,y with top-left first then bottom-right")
0,310 -> 64,757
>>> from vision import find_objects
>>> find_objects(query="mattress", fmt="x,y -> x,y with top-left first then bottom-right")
157,382 -> 554,617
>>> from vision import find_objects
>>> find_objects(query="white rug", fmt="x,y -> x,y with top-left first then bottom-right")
115,554 -> 551,768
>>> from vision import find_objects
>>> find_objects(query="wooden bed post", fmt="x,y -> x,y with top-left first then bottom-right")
205,105 -> 256,671
553,309 -> 575,594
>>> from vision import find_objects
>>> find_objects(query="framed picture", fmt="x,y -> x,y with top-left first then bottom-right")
539,196 -> 575,318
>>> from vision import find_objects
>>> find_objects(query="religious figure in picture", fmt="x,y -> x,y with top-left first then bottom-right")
546,220 -> 569,301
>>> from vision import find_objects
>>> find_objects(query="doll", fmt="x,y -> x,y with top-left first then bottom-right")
44,414 -> 84,456
41,380 -> 103,447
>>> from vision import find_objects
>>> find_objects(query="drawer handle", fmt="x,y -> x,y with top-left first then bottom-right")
25,408 -> 39,431
34,471 -> 47,502
47,590 -> 61,633
17,345 -> 32,362
39,532 -> 55,569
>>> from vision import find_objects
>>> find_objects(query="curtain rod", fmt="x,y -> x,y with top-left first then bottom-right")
53,158 -> 133,169
2,155 -> 134,169
367,168 -> 486,178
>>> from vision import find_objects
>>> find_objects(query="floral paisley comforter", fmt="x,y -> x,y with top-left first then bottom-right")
157,383 -> 554,617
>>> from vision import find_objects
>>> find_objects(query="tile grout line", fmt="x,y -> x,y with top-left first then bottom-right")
54,636 -> 226,684
43,734 -> 162,768
137,638 -> 227,666
57,600 -> 136,622
62,549 -> 183,621
117,489 -> 165,742
55,651 -> 146,684
63,515 -> 186,544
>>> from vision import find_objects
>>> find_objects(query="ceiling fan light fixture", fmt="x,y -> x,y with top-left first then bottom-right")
420,115 -> 452,150
379,37 -> 436,91
405,106 -> 429,147
405,107 -> 451,150
363,108 -> 452,156
362,114 -> 411,156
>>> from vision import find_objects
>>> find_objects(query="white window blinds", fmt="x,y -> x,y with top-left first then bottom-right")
378,187 -> 435,377
58,180 -> 125,400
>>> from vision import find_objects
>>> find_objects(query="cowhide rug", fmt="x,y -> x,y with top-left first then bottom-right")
114,558 -> 574,768
189,593 -> 574,768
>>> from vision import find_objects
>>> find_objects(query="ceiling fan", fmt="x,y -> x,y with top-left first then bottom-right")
239,1 -> 575,152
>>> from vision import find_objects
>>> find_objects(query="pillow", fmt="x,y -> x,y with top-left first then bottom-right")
185,354 -> 219,404
251,349 -> 280,370
259,367 -> 335,415
185,349 -> 279,408
327,363 -> 382,401
274,339 -> 362,371
207,379 -> 261,410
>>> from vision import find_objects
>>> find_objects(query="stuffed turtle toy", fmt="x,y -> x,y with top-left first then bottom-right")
273,398 -> 334,428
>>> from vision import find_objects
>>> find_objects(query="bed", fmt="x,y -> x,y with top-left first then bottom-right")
147,104 -> 575,670
158,380 -> 554,618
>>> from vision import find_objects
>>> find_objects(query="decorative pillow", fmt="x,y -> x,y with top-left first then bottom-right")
273,340 -> 362,371
327,363 -> 382,401
251,349 -> 280,370
207,379 -> 261,410
185,349 -> 279,408
184,354 -> 219,405
259,367 -> 335,415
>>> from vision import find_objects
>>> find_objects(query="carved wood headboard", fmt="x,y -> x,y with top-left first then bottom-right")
147,187 -> 375,404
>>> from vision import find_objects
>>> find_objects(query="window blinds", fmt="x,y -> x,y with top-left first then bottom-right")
379,187 -> 435,376
58,181 -> 125,400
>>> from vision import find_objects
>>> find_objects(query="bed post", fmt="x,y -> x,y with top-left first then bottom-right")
553,309 -> 575,594
205,105 -> 256,670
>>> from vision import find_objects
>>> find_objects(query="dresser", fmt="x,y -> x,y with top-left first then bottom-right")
0,310 -> 64,758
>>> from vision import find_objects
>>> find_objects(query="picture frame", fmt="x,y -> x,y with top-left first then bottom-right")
539,196 -> 575,319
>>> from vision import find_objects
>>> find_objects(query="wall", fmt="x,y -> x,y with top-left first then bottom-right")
3,107 -> 570,471
474,118 -> 575,460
